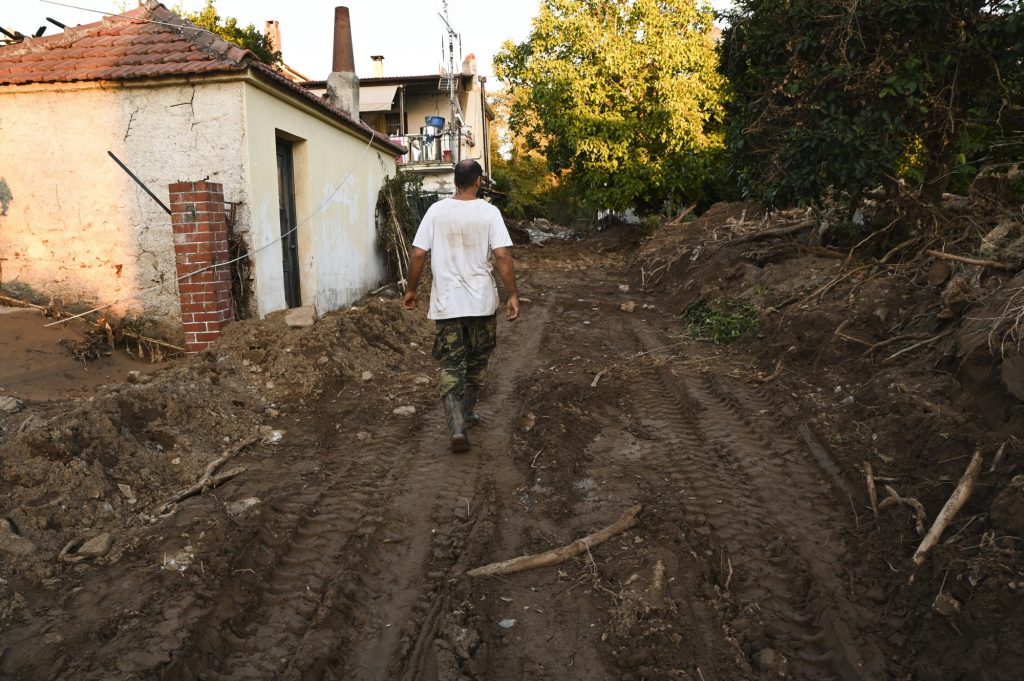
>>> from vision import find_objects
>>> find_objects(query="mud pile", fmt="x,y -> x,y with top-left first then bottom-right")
0,299 -> 432,596
637,197 -> 1024,680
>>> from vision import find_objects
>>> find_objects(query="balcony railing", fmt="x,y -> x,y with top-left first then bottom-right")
391,132 -> 455,167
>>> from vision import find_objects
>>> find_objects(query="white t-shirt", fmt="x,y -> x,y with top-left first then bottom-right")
412,198 -> 514,320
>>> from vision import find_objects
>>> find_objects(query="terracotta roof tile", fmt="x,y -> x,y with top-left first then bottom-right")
0,1 -> 405,155
0,1 -> 246,85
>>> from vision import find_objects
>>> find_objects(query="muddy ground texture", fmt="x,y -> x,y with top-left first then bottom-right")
1,196 -> 1022,681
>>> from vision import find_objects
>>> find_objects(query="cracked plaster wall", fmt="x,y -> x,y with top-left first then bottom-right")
242,84 -> 395,318
0,80 -> 248,337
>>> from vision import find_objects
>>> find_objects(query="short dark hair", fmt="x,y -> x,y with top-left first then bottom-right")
454,159 -> 484,189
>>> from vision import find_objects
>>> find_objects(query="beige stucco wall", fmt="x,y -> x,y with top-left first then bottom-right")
0,79 -> 248,335
242,82 -> 397,318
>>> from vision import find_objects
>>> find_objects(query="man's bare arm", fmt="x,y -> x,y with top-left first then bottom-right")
492,247 -> 519,321
402,247 -> 429,310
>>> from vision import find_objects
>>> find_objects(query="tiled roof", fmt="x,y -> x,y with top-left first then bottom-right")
0,2 -> 248,84
0,1 -> 404,155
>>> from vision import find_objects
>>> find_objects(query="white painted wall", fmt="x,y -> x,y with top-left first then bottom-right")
242,83 -> 396,318
0,79 -> 249,335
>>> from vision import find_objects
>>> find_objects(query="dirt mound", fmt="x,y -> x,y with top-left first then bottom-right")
0,298 -> 432,597
638,199 -> 1024,681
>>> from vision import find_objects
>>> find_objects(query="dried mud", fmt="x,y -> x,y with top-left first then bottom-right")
1,203 -> 1022,681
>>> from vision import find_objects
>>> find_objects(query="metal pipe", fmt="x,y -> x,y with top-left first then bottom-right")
107,151 -> 171,215
399,85 -> 406,135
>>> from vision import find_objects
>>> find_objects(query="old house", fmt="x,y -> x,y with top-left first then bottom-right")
0,2 -> 403,351
304,52 -> 495,195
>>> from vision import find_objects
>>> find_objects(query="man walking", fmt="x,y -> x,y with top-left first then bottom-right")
402,160 -> 519,452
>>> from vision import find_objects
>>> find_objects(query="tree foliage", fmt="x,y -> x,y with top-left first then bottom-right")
179,0 -> 281,66
721,0 -> 1024,208
494,0 -> 727,214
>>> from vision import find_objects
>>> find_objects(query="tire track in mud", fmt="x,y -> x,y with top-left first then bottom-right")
628,323 -> 886,681
164,428 -> 414,681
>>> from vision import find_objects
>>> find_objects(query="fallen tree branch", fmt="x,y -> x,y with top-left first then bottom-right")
466,504 -> 642,578
882,329 -> 954,364
864,462 -> 879,520
157,435 -> 260,513
862,332 -> 935,357
926,249 -> 1015,271
911,451 -> 982,576
988,441 -> 1008,473
879,484 -> 926,535
714,219 -> 815,250
0,294 -> 47,311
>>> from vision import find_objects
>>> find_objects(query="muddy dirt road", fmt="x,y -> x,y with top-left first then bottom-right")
2,229 -> 1021,680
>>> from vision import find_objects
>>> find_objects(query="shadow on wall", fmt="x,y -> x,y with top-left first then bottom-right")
0,178 -> 11,215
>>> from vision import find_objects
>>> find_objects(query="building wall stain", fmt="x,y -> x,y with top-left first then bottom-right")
0,178 -> 11,216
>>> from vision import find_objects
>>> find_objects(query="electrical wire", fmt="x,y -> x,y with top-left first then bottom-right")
36,0 -> 222,37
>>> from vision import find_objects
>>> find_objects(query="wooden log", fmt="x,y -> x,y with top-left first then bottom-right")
466,504 -> 642,577
911,451 -> 982,572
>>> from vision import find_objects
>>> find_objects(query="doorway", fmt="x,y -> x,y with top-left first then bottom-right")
276,138 -> 301,309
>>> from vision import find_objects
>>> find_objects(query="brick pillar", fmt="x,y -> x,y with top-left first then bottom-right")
168,181 -> 233,353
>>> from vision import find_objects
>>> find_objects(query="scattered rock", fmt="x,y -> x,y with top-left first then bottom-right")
753,647 -> 788,675
284,305 -> 317,328
117,484 -> 136,504
497,618 -> 516,629
241,349 -> 266,364
0,518 -> 36,557
61,533 -> 114,561
361,371 -> 374,382
409,342 -> 420,349
262,429 -> 286,444
77,533 -> 114,558
413,376 -> 432,386
620,302 -> 636,313
356,431 -> 373,441
618,284 -> 630,292
264,407 -> 281,418
392,406 -> 417,416
126,371 -> 153,385
0,395 -> 23,414
931,591 -> 962,618
226,497 -> 261,517
521,413 -> 536,431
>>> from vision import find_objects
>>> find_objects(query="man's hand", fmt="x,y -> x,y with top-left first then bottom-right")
402,290 -> 418,310
506,294 -> 520,321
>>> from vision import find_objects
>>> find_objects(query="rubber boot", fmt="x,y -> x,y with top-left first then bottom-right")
442,392 -> 470,453
463,385 -> 482,428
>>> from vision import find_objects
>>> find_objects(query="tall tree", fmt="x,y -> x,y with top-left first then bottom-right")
495,0 -> 726,214
179,0 -> 281,66
721,0 -> 1024,208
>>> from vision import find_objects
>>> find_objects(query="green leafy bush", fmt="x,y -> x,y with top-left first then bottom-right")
683,299 -> 759,344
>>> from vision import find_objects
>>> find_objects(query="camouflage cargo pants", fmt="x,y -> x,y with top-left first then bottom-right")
432,315 -> 498,398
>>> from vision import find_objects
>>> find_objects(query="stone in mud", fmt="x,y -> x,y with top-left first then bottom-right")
226,497 -> 261,517
392,405 -> 417,416
0,395 -> 23,414
284,305 -> 317,328
620,302 -> 636,313
0,519 -> 36,557
753,648 -> 788,675
77,533 -> 114,558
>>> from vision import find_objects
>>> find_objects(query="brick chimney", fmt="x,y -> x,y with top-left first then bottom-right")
326,6 -> 359,118
264,20 -> 281,53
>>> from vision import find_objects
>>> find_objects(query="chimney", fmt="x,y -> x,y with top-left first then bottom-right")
462,52 -> 477,76
326,6 -> 360,118
371,55 -> 384,78
264,20 -> 281,54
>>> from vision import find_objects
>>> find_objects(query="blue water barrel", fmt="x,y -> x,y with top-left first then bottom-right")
426,115 -> 445,127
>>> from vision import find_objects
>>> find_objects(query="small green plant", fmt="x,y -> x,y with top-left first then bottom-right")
683,299 -> 759,344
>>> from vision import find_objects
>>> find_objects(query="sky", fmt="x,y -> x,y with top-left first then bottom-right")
4,0 -> 733,83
